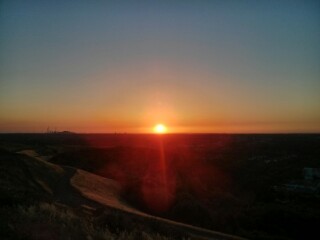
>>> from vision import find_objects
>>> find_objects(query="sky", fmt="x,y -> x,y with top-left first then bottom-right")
1,0 -> 319,133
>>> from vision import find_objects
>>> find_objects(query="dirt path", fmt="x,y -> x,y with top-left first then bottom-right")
71,169 -> 246,240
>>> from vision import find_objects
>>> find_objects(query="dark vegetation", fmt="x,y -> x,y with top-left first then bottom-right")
1,134 -> 320,239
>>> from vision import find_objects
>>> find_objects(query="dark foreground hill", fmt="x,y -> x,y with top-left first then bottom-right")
1,133 -> 320,239
0,149 -> 244,240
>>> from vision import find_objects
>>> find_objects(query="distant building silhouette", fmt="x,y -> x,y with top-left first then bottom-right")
46,127 -> 74,134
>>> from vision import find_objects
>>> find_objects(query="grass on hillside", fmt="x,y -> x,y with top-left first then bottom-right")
1,202 -> 189,240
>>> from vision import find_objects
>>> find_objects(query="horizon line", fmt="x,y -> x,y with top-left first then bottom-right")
0,132 -> 319,135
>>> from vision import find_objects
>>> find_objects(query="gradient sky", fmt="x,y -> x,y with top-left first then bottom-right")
1,0 -> 320,133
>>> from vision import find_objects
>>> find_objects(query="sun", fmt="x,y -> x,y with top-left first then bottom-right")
153,124 -> 167,134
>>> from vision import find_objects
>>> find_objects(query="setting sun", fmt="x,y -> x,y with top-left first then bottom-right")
153,124 -> 167,134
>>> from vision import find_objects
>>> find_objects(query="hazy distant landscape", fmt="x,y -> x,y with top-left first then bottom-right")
1,133 -> 319,239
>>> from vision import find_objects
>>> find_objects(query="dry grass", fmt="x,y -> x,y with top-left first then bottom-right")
1,202 -> 183,240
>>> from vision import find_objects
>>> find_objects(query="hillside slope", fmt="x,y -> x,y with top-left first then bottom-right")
0,149 -> 245,240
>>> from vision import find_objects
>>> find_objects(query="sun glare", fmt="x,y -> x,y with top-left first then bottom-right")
153,124 -> 167,134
